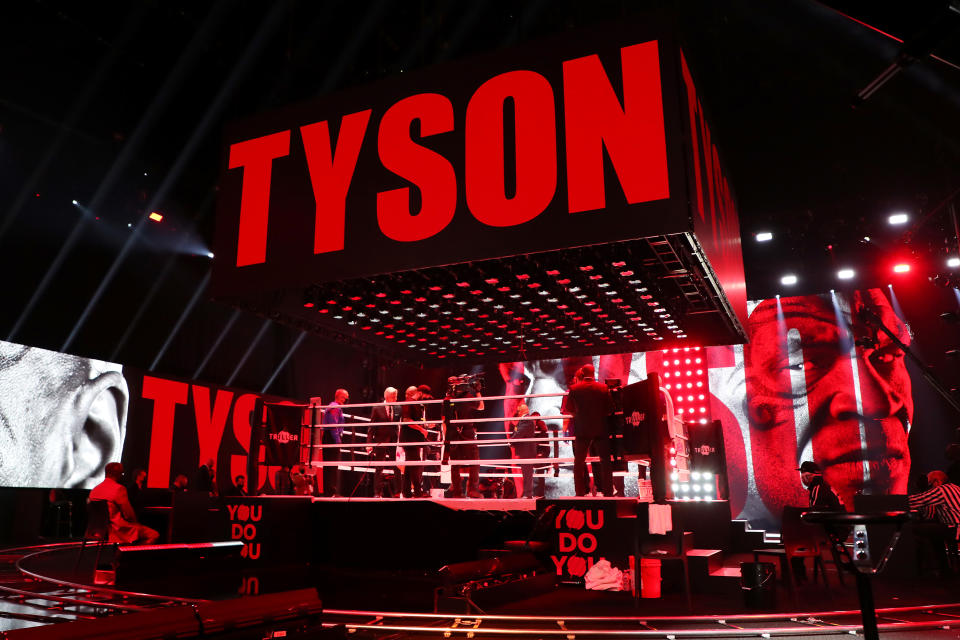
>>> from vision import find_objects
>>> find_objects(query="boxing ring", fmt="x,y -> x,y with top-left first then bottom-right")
270,384 -> 691,501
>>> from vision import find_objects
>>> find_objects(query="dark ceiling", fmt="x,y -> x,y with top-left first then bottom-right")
1,0 -> 958,393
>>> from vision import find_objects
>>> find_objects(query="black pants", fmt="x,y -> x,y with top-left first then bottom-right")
513,442 -> 537,498
371,445 -> 398,497
574,435 -> 612,497
450,441 -> 480,497
914,521 -> 955,574
422,444 -> 441,494
321,429 -> 341,496
402,442 -> 425,497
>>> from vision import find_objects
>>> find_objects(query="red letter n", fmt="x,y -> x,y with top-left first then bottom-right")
563,41 -> 669,214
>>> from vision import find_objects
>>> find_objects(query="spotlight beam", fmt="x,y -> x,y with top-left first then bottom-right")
496,0 -> 548,49
316,0 -> 389,95
260,331 -> 308,393
110,254 -> 182,361
434,2 -> 487,63
6,1 -> 230,342
193,310 -> 242,380
149,269 -> 212,371
227,319 -> 273,387
0,4 -> 152,243
61,2 -> 289,352
109,192 -> 215,360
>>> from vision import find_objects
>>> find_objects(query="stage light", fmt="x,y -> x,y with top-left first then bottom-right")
755,231 -> 773,242
893,263 -> 910,273
888,213 -> 908,225
948,257 -> 960,268
837,269 -> 855,279
207,252 -> 214,258
148,211 -> 163,222
71,199 -> 78,206
780,274 -> 797,285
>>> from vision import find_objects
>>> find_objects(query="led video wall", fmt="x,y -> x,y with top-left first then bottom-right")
0,339 -> 285,493
1,285 -> 954,532
484,286 -> 954,529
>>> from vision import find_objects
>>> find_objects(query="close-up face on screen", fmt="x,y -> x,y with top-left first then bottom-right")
488,287 -> 917,526
0,340 -> 128,489
741,288 -> 913,515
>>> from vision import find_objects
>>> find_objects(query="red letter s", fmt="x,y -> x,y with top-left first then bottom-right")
377,93 -> 456,242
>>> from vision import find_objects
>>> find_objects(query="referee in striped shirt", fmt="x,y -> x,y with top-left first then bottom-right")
909,470 -> 960,575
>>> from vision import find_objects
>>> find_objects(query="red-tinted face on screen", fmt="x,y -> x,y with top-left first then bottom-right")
744,288 -> 913,514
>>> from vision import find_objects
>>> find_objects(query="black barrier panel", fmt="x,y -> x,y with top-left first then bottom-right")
545,498 -> 641,584
221,496 -> 314,565
309,500 -> 535,572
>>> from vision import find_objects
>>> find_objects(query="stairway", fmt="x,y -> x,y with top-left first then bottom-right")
670,511 -> 780,596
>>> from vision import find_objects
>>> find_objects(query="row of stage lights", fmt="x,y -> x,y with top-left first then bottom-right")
670,470 -> 716,501
661,347 -> 710,425
777,257 -> 960,287
662,346 -> 711,495
303,254 -> 689,359
755,212 -> 958,288
755,211 -> 911,245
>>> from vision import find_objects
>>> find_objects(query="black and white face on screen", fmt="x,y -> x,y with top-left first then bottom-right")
0,340 -> 128,489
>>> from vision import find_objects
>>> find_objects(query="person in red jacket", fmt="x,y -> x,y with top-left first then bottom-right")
88,462 -> 158,544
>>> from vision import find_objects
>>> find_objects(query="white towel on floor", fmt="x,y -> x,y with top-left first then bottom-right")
584,558 -> 623,591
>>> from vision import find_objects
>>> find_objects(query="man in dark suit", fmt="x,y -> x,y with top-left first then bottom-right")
566,364 -> 613,497
400,386 -> 428,498
367,387 -> 400,497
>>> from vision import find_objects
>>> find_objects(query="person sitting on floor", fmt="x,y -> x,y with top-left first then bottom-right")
89,462 -> 159,544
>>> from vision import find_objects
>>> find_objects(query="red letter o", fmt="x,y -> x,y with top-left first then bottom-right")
465,70 -> 557,227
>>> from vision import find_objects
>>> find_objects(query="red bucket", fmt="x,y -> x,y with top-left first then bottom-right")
640,558 -> 661,598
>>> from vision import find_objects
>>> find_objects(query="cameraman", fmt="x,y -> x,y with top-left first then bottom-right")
446,377 -> 484,499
